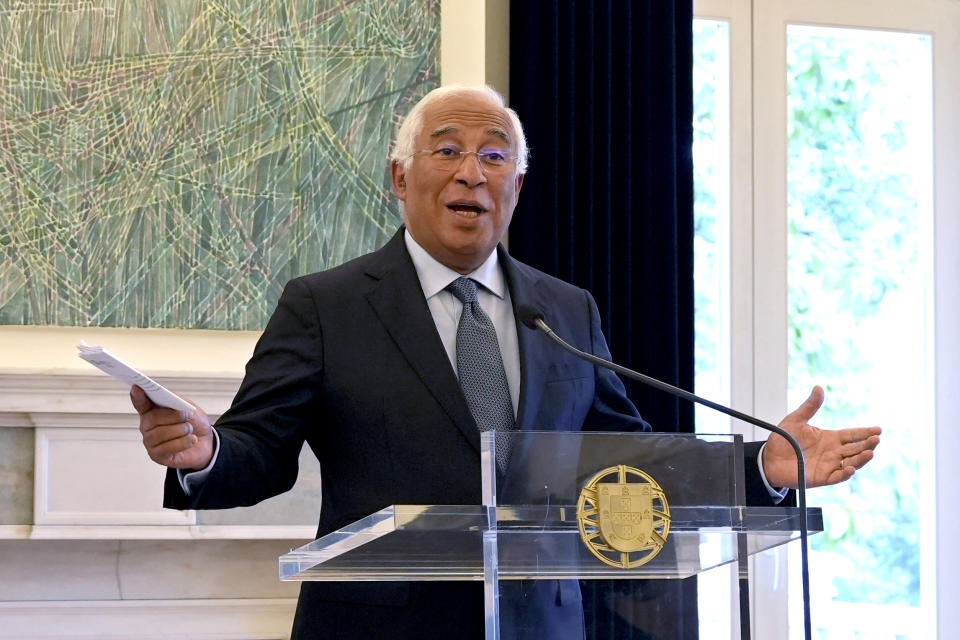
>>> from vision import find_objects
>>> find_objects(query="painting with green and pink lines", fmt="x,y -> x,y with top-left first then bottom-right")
0,0 -> 439,329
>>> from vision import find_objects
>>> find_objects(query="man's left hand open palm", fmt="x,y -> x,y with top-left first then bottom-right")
762,386 -> 882,489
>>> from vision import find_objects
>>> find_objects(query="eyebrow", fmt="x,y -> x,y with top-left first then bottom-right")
430,126 -> 511,144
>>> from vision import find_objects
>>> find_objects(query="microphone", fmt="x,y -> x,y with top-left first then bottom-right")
518,303 -> 814,640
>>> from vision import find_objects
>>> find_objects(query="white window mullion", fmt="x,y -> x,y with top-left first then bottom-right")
750,3 -> 791,638
931,5 -> 960,636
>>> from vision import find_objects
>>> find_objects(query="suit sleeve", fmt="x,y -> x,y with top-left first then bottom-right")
164,278 -> 323,510
579,290 -> 652,433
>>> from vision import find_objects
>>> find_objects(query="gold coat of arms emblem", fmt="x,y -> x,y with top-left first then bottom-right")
576,464 -> 671,569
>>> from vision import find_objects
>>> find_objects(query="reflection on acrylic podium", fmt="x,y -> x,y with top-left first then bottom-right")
280,431 -> 821,639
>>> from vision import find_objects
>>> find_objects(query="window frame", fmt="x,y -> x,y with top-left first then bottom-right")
693,0 -> 960,637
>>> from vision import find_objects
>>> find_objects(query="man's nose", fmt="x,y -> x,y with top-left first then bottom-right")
453,152 -> 487,187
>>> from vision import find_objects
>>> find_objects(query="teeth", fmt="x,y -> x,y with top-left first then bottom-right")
449,205 -> 481,218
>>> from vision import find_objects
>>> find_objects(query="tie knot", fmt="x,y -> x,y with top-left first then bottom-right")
446,276 -> 479,304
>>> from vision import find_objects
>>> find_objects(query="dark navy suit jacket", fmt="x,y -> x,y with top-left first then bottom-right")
163,228 -> 767,639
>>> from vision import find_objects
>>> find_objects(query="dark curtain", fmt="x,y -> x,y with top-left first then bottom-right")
509,1 -> 696,638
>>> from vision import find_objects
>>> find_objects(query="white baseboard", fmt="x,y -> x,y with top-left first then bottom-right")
0,598 -> 298,640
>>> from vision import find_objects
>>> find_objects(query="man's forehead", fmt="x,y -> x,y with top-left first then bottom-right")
420,98 -> 514,142
430,125 -> 510,145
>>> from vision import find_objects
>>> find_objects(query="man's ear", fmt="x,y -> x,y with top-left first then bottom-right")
515,173 -> 524,193
391,161 -> 407,200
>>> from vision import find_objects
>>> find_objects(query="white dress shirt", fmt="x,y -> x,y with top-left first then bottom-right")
403,230 -> 520,418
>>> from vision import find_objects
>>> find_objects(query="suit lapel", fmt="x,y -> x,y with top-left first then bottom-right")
364,231 -> 481,453
500,247 -> 554,431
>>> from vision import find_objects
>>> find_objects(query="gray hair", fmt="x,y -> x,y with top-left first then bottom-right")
390,85 -> 529,174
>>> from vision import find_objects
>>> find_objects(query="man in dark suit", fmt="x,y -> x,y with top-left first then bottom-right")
133,85 -> 881,639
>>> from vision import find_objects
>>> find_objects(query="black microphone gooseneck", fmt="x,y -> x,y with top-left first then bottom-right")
517,304 -> 813,640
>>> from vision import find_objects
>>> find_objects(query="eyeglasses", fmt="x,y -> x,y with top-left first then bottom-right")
405,146 -> 514,171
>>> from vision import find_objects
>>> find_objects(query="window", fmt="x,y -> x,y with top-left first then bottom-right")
693,0 -> 958,637
786,25 -> 933,637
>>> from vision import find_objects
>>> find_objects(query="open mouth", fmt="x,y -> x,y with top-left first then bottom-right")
447,202 -> 486,218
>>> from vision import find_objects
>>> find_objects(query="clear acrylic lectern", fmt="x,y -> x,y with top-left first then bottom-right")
280,431 -> 821,639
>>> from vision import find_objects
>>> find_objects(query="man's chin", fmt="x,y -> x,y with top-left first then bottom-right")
437,244 -> 496,274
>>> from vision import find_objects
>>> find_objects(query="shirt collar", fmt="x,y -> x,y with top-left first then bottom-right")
404,229 -> 506,301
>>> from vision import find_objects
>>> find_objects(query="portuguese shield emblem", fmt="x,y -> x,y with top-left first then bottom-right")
576,465 -> 670,569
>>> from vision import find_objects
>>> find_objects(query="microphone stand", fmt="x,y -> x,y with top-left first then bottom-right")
521,309 -> 813,640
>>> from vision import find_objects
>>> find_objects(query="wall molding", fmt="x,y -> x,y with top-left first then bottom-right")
0,370 -> 322,540
33,428 -> 196,526
0,372 -> 241,422
9,525 -> 317,540
0,598 -> 298,639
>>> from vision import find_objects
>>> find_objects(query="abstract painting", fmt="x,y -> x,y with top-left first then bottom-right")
0,0 -> 439,329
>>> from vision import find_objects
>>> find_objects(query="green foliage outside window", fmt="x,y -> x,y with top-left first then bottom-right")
787,29 -> 927,607
692,21 -> 724,406
694,23 -> 928,611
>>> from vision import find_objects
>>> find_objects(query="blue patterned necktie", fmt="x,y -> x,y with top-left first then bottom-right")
446,277 -> 516,465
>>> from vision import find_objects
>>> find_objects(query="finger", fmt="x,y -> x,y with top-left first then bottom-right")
130,385 -> 155,415
834,466 -> 856,483
840,427 -> 882,444
839,434 -> 881,458
788,385 -> 825,423
843,449 -> 875,471
139,407 -> 197,433
142,422 -> 195,449
185,407 -> 211,435
822,461 -> 856,487
148,434 -> 199,464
